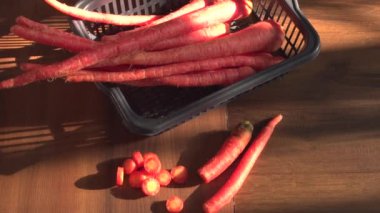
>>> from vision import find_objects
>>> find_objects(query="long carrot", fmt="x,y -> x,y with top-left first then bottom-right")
15,16 -> 91,44
15,21 -> 230,53
198,121 -> 253,183
11,25 -> 96,52
44,0 -> 161,26
96,20 -> 284,67
203,115 -> 283,213
147,22 -> 231,51
66,54 -> 283,83
124,66 -> 255,87
0,0 -> 248,89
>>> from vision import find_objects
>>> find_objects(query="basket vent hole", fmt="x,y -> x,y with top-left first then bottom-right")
131,0 -> 137,9
115,0 -> 123,13
108,2 -> 115,14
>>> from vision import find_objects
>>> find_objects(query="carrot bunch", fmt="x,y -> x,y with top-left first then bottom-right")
117,151 -> 188,195
0,0 -> 285,90
116,151 -> 187,212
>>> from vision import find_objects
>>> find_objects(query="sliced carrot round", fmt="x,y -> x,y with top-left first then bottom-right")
143,152 -> 159,161
171,165 -> 188,184
166,195 -> 184,213
129,171 -> 149,188
116,166 -> 124,186
156,169 -> 172,186
132,151 -> 144,168
123,158 -> 137,175
144,157 -> 162,175
141,177 -> 160,196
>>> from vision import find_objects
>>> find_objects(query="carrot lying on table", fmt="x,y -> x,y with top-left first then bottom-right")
203,115 -> 283,213
0,0 -> 248,89
198,121 -> 253,183
44,0 -> 161,26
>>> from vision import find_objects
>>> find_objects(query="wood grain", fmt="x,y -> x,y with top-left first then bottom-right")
228,0 -> 380,212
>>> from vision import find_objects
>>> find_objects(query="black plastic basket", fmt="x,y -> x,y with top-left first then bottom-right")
70,0 -> 320,136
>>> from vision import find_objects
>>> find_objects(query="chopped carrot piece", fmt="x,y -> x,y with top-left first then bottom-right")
166,195 -> 184,213
143,152 -> 159,161
123,158 -> 137,175
116,166 -> 124,186
156,169 -> 172,186
128,171 -> 149,188
171,165 -> 188,184
132,151 -> 144,168
141,177 -> 160,196
144,157 -> 162,175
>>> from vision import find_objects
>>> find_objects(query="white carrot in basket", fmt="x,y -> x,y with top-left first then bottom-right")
101,0 -> 212,42
101,0 -> 252,41
44,0 -> 161,26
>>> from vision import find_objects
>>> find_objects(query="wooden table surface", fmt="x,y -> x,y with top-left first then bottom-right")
0,0 -> 379,212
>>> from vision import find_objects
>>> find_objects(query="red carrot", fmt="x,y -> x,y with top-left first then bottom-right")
96,21 -> 284,67
116,166 -> 124,186
10,25 -> 95,52
66,54 -> 283,83
141,177 -> 161,196
123,158 -> 137,175
44,0 -> 160,26
15,16 -> 92,44
0,0 -> 247,89
203,115 -> 283,213
171,165 -> 188,184
156,169 -> 172,186
198,120 -> 253,183
146,22 -> 231,51
124,66 -> 255,87
166,195 -> 184,213
132,151 -> 144,168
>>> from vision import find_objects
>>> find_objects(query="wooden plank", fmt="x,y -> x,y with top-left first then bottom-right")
228,0 -> 380,212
